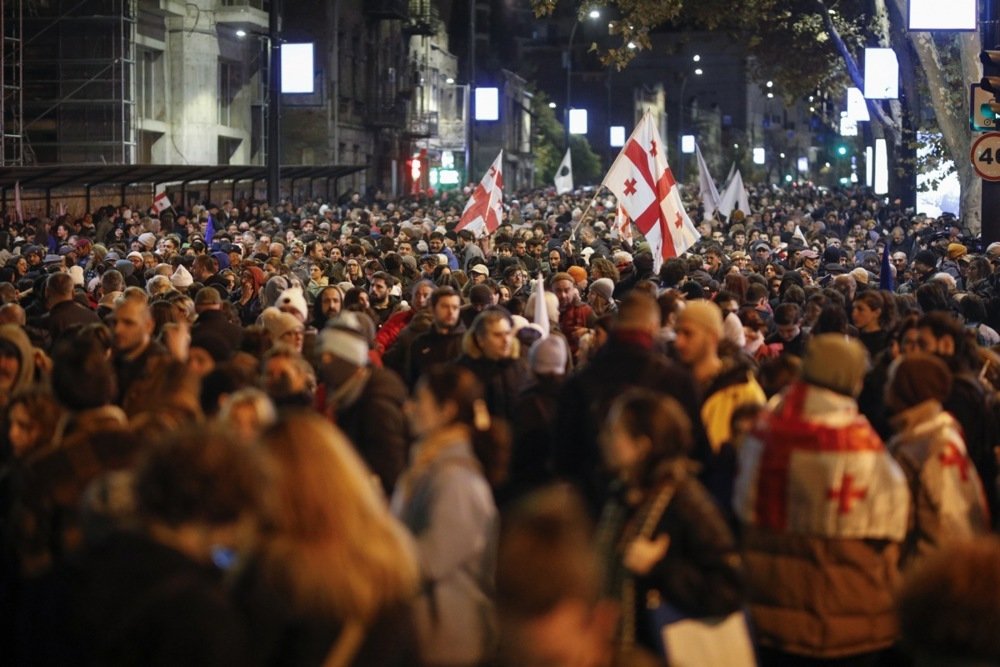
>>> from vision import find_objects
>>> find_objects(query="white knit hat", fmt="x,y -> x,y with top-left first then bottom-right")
170,264 -> 193,289
319,312 -> 370,367
276,286 -> 308,321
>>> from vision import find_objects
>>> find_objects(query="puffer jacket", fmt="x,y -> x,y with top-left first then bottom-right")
735,382 -> 909,659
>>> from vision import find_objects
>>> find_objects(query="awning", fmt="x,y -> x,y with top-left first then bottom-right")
0,164 -> 366,191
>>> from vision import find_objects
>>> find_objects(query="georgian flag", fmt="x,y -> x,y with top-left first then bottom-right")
610,204 -> 633,244
456,151 -> 503,237
554,148 -> 573,194
153,191 -> 172,214
733,382 -> 910,541
602,112 -> 699,273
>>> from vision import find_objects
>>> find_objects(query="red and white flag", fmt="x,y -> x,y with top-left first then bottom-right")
153,191 -> 172,214
610,204 -> 633,244
733,382 -> 910,541
456,151 -> 504,237
602,112 -> 699,273
13,180 -> 23,223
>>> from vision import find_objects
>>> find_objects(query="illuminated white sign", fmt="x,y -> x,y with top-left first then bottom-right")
864,48 -> 899,99
475,88 -> 499,121
569,109 -> 588,135
281,43 -> 314,93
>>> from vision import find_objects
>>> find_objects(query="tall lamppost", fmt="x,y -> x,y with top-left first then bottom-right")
236,17 -> 281,206
676,54 -> 702,184
564,9 -> 600,151
267,0 -> 282,206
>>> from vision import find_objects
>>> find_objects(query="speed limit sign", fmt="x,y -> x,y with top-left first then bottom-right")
972,133 -> 1000,181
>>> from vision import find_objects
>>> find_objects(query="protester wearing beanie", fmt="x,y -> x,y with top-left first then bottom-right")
260,307 -> 305,352
886,353 -> 989,566
317,312 -> 408,496
735,331 -> 909,663
801,333 -> 869,398
511,333 -> 572,498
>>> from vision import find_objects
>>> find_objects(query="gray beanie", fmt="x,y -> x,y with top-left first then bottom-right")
802,334 -> 869,397
589,277 -> 614,302
529,335 -> 568,376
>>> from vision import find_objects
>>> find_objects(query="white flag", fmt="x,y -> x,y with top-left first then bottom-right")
554,148 -> 573,194
14,181 -> 23,223
532,273 -> 550,337
718,169 -> 750,219
601,112 -> 700,274
793,225 -> 808,246
153,191 -> 172,214
722,162 -> 737,190
457,151 -> 504,237
695,143 -> 721,220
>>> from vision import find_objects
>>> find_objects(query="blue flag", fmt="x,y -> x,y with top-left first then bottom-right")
879,239 -> 894,292
205,212 -> 216,245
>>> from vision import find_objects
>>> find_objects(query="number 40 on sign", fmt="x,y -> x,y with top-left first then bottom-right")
972,132 -> 1000,181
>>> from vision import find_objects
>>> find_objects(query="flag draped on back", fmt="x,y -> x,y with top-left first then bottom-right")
554,148 -> 573,195
601,112 -> 699,273
456,151 -> 504,237
719,169 -> 750,219
695,143 -> 721,220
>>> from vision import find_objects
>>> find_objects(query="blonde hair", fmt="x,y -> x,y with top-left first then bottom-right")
259,410 -> 419,622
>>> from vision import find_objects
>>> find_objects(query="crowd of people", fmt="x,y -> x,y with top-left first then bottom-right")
1,180 -> 1000,666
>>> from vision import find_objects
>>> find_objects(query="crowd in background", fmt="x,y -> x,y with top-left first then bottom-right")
1,181 -> 999,666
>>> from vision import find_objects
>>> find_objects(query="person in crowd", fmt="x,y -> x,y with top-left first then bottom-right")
391,365 -> 499,667
897,536 -> 1000,666
112,296 -> 167,405
456,307 -> 532,422
495,485 -> 624,667
20,426 -> 266,666
551,271 -> 596,360
885,353 -> 990,566
235,410 -> 420,667
405,286 -> 465,388
734,334 -> 910,665
216,387 -> 276,443
317,312 -> 410,495
597,389 -> 746,664
554,291 -> 701,515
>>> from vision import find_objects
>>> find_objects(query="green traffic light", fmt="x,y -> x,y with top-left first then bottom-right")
837,146 -> 848,156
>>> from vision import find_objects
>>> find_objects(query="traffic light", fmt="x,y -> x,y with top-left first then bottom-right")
980,50 -> 1000,121
836,145 -> 848,156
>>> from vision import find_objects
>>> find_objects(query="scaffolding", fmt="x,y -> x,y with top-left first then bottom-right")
21,0 -> 136,165
1,0 -> 23,166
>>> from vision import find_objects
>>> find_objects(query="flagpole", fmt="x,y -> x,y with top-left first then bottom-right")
569,187 -> 603,240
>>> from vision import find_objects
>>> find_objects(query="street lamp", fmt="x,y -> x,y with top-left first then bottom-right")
564,9 -> 599,150
234,11 -> 282,206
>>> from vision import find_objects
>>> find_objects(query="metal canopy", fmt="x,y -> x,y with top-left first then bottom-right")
0,164 -> 365,191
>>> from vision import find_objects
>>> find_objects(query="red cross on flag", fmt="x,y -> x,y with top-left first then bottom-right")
610,204 -> 633,244
456,151 -> 504,237
153,191 -> 172,214
733,382 -> 910,541
602,112 -> 699,273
